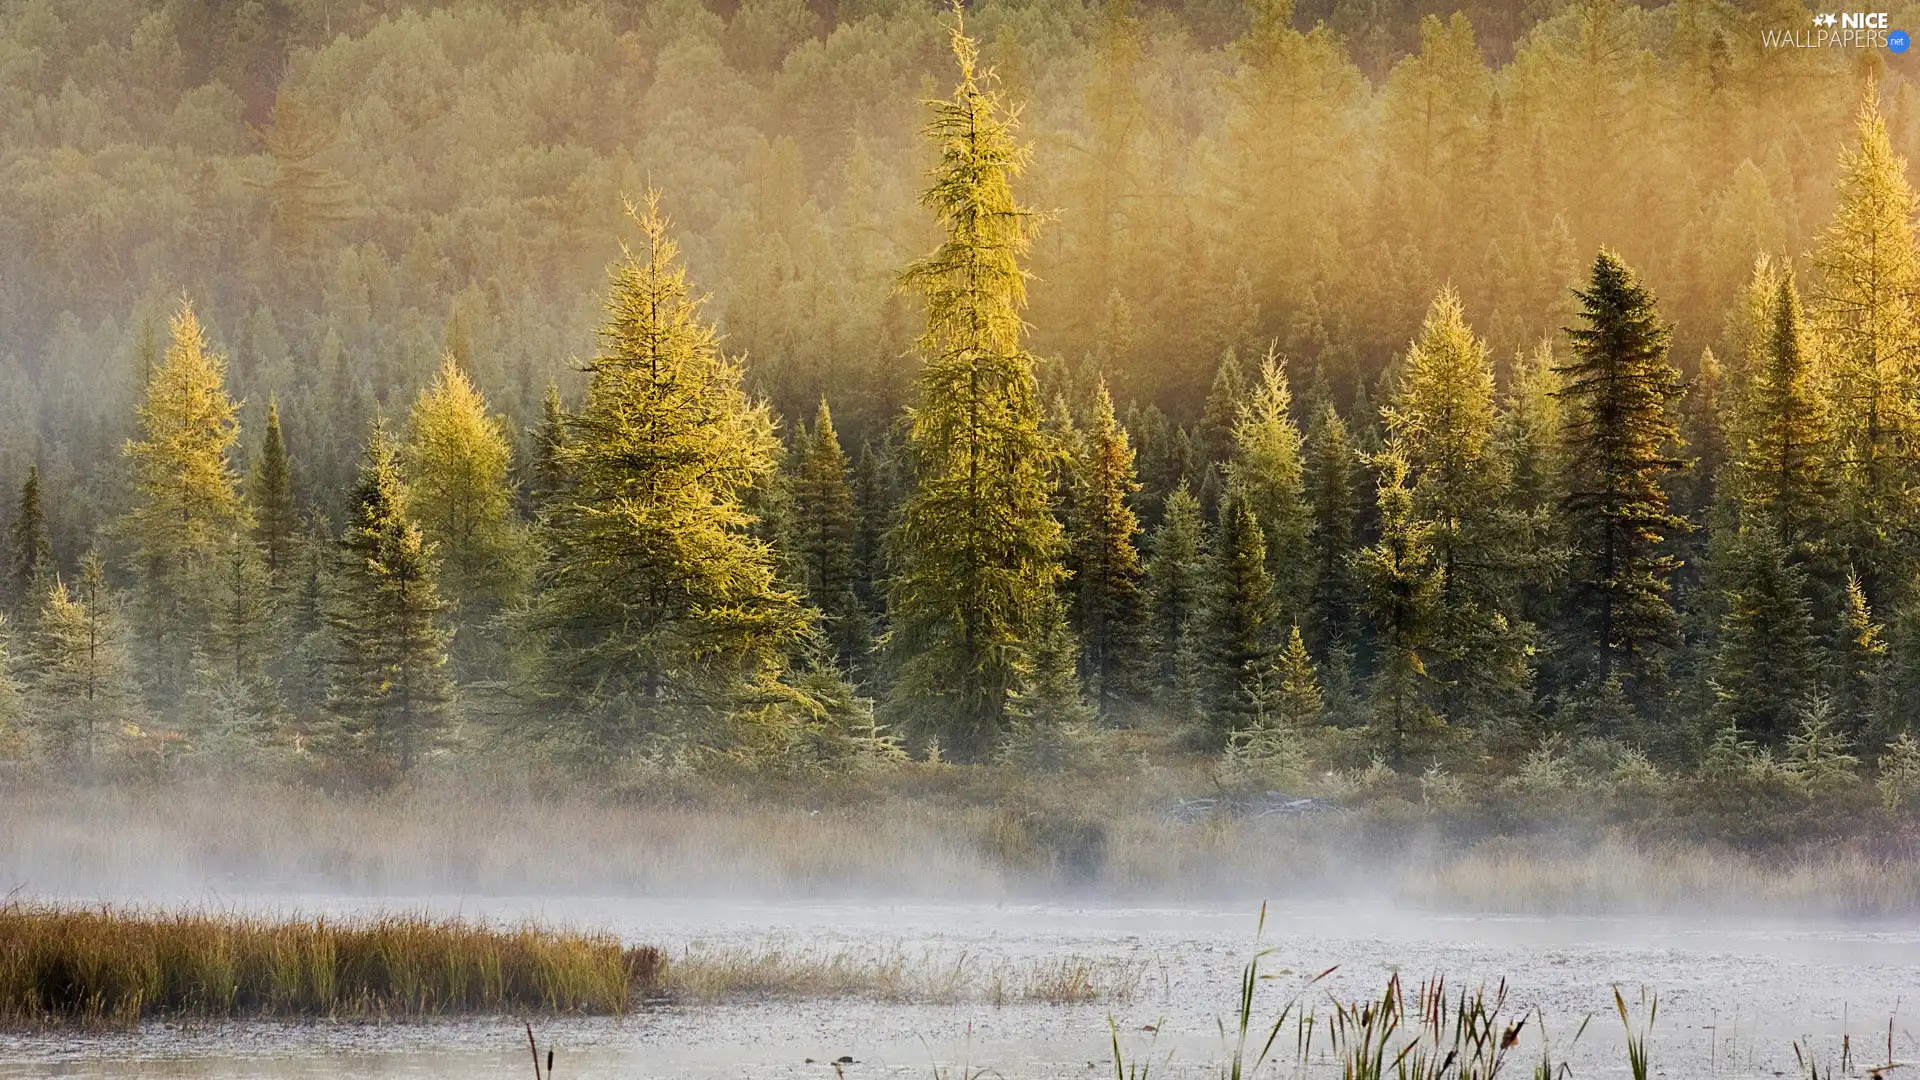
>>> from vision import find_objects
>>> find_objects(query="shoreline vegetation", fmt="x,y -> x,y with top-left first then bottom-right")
0,902 -> 1138,1027
3,776 -> 1918,919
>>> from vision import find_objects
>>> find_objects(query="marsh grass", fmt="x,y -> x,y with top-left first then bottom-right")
0,902 -> 654,1025
664,942 -> 1142,1005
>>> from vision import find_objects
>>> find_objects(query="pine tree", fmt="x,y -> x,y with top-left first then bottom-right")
884,19 -> 1067,760
1145,484 -> 1206,701
521,195 -> 813,757
1732,273 -> 1832,556
1556,250 -> 1687,701
850,439 -> 893,622
250,397 -> 298,579
325,423 -> 453,776
1269,624 -> 1324,729
1303,401 -> 1359,650
1001,596 -> 1101,772
6,466 -> 52,619
123,298 -> 248,706
1070,380 -> 1146,717
528,381 -> 569,510
1228,352 -> 1312,621
405,355 -> 527,632
1832,570 -> 1885,737
1198,495 -> 1279,740
1677,347 -> 1728,525
204,536 -> 276,685
1810,96 -> 1920,603
1710,528 -> 1820,745
1197,350 -> 1248,482
791,400 -> 870,671
1356,450 -> 1440,770
1385,288 -> 1533,729
27,553 -> 133,770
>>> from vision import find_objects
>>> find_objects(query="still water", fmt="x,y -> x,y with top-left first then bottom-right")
5,896 -> 1917,1078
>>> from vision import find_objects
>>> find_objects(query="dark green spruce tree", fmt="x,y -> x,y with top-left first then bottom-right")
1556,250 -> 1688,710
6,466 -> 52,620
1144,484 -> 1206,721
1710,528 -> 1820,744
885,18 -> 1066,760
1198,495 -> 1279,741
1069,380 -> 1146,717
791,400 -> 871,672
250,398 -> 299,581
324,423 -> 453,777
1303,401 -> 1360,651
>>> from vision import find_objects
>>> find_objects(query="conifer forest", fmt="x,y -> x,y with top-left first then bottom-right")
6,0 -> 1920,849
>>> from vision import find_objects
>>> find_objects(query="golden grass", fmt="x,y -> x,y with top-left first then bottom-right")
663,943 -> 1142,1005
0,903 -> 656,1025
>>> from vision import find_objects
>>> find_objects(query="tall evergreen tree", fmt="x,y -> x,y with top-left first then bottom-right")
1385,288 -> 1532,728
791,400 -> 870,671
1832,570 -> 1885,737
521,196 -> 813,757
1069,380 -> 1146,717
528,381 -> 569,510
1710,528 -> 1820,744
1197,350 -> 1248,481
250,398 -> 298,580
27,553 -> 133,770
1198,495 -> 1279,740
325,424 -> 453,776
1228,352 -> 1312,621
6,466 -> 51,619
405,355 -> 527,633
1303,400 -> 1360,650
1732,274 -> 1832,557
850,438 -> 894,623
1144,484 -> 1206,703
1556,250 -> 1687,702
884,19 -> 1066,760
1356,450 -> 1440,769
123,298 -> 248,706
1810,97 -> 1920,604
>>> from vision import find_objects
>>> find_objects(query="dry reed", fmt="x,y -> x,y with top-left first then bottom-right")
0,902 -> 657,1025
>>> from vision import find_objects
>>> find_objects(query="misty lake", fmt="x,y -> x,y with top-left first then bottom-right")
5,896 -> 1917,1079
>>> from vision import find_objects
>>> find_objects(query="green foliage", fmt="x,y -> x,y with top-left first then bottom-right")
520,196 -> 812,760
1810,97 -> 1920,600
1386,288 -> 1533,730
1198,495 -> 1279,740
1069,381 -> 1146,717
123,299 -> 249,707
1556,250 -> 1687,702
884,19 -> 1066,760
1357,450 -> 1441,768
1144,484 -> 1206,721
25,553 -> 136,771
1304,400 -> 1360,649
5,467 -> 51,620
790,401 -> 870,671
1710,529 -> 1820,745
404,355 -> 528,637
249,399 -> 298,580
1227,352 -> 1312,621
323,424 -> 453,779
1730,273 -> 1831,555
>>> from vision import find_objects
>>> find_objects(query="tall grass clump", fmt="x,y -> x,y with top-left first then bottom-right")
0,902 -> 661,1025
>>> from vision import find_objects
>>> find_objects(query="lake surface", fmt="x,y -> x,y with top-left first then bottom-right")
6,895 -> 1917,1078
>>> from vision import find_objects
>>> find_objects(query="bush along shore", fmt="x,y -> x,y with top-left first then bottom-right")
0,904 -> 660,1025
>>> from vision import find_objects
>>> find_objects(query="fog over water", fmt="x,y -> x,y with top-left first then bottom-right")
7,892 -> 1918,1079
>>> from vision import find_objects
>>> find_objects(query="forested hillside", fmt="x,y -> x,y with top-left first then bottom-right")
3,0 -> 1920,818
